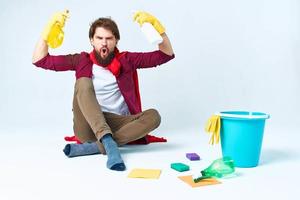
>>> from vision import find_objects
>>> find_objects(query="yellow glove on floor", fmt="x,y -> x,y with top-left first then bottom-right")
133,11 -> 165,35
205,115 -> 221,145
42,10 -> 69,49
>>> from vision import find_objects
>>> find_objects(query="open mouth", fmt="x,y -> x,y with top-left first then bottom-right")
100,47 -> 109,58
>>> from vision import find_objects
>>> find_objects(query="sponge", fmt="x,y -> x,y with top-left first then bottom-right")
171,163 -> 190,172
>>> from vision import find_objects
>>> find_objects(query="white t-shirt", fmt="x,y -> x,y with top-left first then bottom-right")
92,64 -> 130,115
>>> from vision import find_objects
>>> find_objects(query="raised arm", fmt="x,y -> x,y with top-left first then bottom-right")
159,33 -> 174,56
32,10 -> 78,72
32,37 -> 48,63
133,11 -> 174,56
32,10 -> 69,63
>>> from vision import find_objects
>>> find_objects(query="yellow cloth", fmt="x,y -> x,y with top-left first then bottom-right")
42,10 -> 69,49
205,115 -> 221,145
133,11 -> 165,35
128,168 -> 161,179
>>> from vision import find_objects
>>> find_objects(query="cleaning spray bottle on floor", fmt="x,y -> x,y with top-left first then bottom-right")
193,157 -> 235,183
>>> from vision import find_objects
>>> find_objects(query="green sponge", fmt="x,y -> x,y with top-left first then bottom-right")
170,163 -> 190,172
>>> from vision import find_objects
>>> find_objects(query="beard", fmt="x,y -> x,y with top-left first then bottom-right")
94,49 -> 115,66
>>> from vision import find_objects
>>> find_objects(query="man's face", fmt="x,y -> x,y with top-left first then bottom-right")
90,27 -> 118,62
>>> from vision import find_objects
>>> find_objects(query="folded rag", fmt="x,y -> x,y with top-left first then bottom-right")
63,142 -> 100,158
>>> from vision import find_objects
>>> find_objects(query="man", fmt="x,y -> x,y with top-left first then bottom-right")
32,11 -> 174,171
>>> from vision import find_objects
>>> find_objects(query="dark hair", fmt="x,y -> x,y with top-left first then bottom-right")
89,17 -> 120,40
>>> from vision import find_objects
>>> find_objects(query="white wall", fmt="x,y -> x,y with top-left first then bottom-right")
0,0 -> 299,135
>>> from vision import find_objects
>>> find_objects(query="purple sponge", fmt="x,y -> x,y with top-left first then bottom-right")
186,153 -> 200,161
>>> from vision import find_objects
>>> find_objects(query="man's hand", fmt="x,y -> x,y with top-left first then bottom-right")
42,10 -> 69,48
133,11 -> 165,35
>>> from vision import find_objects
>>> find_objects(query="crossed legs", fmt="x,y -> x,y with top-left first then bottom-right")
72,77 -> 161,169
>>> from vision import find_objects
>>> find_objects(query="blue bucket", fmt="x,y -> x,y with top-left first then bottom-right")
220,111 -> 270,168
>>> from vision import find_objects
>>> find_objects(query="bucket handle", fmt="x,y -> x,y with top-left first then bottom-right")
216,112 -> 270,119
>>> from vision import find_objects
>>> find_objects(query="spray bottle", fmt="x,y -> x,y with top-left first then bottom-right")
133,11 -> 163,45
140,22 -> 163,45
46,10 -> 69,48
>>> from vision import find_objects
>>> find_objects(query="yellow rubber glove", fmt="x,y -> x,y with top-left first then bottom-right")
205,115 -> 221,145
42,10 -> 69,49
133,11 -> 165,35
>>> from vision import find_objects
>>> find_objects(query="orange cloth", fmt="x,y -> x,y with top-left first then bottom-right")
178,175 -> 221,187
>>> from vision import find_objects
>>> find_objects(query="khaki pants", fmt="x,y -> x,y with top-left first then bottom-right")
72,77 -> 161,154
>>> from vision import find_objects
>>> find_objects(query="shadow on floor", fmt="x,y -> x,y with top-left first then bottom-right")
120,141 -> 185,154
259,148 -> 300,166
